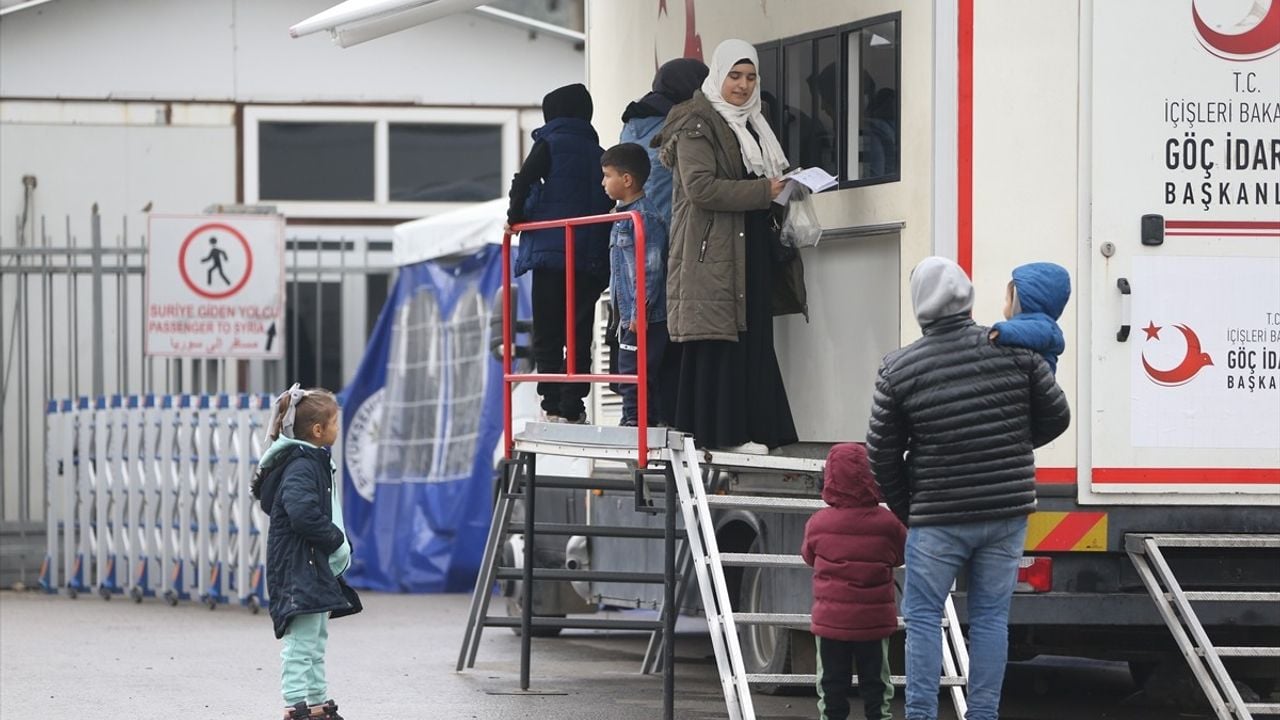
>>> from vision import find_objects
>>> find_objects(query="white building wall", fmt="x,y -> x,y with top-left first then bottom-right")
0,0 -> 583,105
0,0 -> 585,524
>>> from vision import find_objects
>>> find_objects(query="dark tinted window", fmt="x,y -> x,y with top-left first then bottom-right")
286,280 -> 344,390
851,20 -> 900,181
756,45 -> 781,134
756,14 -> 900,187
259,122 -> 375,201
389,124 -> 503,202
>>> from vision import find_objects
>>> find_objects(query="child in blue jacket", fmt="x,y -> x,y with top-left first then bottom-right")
990,262 -> 1071,374
601,142 -> 670,426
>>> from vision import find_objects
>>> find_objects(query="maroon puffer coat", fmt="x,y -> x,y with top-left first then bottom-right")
801,443 -> 907,642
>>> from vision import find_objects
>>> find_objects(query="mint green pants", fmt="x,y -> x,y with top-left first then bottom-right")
281,612 -> 329,706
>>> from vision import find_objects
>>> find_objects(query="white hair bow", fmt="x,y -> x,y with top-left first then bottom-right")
266,382 -> 307,440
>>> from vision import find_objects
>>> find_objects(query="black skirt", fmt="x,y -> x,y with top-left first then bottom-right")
671,206 -> 798,449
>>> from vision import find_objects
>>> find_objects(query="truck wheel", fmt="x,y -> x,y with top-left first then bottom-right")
736,537 -> 793,695
505,596 -> 564,638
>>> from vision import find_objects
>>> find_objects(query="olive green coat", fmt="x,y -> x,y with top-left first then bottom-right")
655,92 -> 807,343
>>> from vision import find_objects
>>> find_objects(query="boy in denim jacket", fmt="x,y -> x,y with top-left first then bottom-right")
601,143 -> 670,426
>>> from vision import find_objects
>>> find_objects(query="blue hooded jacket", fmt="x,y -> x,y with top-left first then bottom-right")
619,58 -> 709,225
992,262 -> 1071,374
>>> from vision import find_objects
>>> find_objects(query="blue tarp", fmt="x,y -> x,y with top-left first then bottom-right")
339,245 -> 528,592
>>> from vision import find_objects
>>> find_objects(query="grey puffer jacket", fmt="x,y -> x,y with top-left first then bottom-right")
866,316 -> 1071,527
655,92 -> 806,342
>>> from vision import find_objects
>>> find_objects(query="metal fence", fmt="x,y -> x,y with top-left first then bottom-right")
0,209 -> 395,571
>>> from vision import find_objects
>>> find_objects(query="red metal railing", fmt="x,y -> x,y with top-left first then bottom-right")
502,211 -> 651,464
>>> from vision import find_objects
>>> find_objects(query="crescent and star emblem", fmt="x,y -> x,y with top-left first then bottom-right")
1142,322 -> 1215,386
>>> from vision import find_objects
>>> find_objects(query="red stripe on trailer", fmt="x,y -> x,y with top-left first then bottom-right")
957,0 -> 974,277
1036,467 -> 1076,484
1092,467 -> 1280,485
1165,232 -> 1280,238
1164,220 -> 1280,230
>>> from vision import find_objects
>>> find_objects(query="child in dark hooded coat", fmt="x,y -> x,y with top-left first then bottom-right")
801,442 -> 906,720
505,83 -> 614,423
990,262 -> 1071,374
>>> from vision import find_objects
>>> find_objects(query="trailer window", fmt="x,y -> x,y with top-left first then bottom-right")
756,13 -> 900,188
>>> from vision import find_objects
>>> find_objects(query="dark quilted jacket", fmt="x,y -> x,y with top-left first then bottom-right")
866,316 -> 1071,527
255,445 -> 360,639
802,443 -> 906,642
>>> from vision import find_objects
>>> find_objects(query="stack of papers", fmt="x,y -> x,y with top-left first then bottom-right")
774,167 -> 839,205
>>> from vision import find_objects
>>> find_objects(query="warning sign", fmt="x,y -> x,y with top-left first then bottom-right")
146,214 -> 285,359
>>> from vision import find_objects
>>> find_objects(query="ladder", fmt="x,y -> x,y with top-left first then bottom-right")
456,423 -> 682,716
1126,533 -> 1280,720
666,434 -> 970,720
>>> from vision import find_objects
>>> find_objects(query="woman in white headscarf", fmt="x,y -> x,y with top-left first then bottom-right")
654,39 -> 806,454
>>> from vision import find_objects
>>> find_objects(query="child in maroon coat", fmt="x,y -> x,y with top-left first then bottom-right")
802,443 -> 908,720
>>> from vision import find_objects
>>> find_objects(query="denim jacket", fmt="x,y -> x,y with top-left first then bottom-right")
609,194 -> 669,331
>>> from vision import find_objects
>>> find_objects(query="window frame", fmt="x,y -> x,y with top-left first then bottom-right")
756,12 -> 902,190
244,105 -> 521,219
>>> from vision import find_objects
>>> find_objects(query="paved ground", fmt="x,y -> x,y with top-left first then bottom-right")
1,590 -> 1214,719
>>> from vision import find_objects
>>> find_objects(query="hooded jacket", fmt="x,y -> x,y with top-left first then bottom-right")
255,443 -> 361,639
866,257 -> 1071,527
801,443 -> 906,642
620,58 -> 709,223
655,91 -> 807,342
992,262 -> 1071,374
510,83 -> 613,278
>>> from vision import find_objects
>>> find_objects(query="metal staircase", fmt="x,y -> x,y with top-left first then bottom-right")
1127,533 -> 1280,720
666,434 -> 970,720
456,424 -> 971,720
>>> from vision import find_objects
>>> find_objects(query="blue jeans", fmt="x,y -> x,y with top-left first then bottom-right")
903,516 -> 1028,720
617,322 -> 668,426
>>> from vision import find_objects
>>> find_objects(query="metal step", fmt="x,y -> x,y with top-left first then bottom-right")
1244,703 -> 1280,715
1177,591 -> 1280,602
734,613 -> 812,628
482,617 -> 662,631
733,612 -> 942,630
1201,647 -> 1280,658
704,495 -> 824,513
509,522 -> 684,540
719,552 -> 809,568
701,451 -> 825,475
507,476 -> 665,493
494,568 -> 665,584
1128,533 -> 1280,550
746,673 -> 966,688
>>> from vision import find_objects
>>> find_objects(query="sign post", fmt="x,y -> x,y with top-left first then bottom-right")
146,214 -> 285,359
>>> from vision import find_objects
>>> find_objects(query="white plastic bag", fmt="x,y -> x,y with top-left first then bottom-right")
780,186 -> 822,249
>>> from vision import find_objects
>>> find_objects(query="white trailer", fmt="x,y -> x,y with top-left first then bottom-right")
570,0 -> 1280,696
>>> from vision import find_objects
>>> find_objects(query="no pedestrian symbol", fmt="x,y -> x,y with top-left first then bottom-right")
147,214 -> 284,359
179,223 -> 254,299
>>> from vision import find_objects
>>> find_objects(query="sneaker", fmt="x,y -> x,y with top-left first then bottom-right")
719,441 -> 769,455
308,700 -> 343,719
539,411 -> 565,424
561,413 -> 589,425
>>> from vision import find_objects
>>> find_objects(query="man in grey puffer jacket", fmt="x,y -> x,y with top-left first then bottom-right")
866,256 -> 1070,720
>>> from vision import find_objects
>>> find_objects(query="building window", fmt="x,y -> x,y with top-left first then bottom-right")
245,106 -> 520,219
388,123 -> 503,202
757,14 -> 900,188
259,122 -> 376,201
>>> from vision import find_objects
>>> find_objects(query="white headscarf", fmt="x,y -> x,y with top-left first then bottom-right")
701,38 -> 789,178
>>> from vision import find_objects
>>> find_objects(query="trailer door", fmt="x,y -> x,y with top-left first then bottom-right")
1085,0 -> 1280,503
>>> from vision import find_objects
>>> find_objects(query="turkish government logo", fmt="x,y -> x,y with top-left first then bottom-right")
1142,321 -> 1215,386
